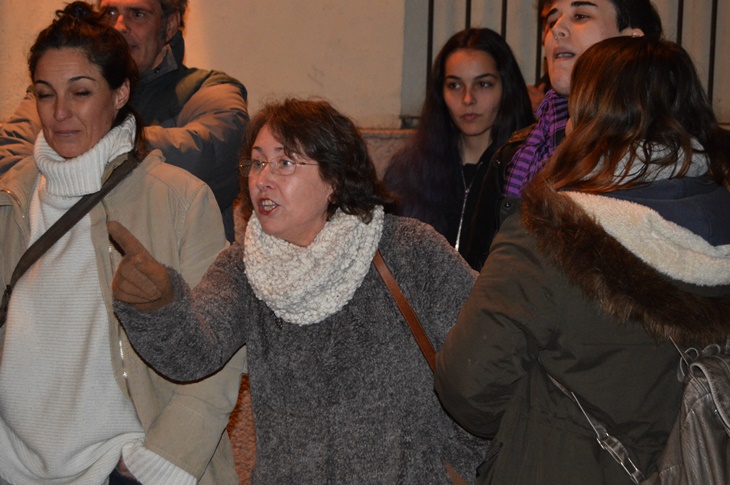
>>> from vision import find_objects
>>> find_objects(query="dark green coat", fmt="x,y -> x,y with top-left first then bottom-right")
436,178 -> 730,484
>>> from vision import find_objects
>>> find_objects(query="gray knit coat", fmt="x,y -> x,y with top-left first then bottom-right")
117,215 -> 487,484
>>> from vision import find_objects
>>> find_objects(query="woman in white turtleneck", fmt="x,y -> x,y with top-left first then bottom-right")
0,3 -> 243,485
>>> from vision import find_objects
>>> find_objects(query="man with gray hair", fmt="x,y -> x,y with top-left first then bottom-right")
0,0 -> 248,241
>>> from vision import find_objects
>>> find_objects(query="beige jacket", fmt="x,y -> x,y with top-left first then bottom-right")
0,150 -> 245,484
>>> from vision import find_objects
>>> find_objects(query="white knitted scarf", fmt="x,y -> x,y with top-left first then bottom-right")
244,206 -> 384,325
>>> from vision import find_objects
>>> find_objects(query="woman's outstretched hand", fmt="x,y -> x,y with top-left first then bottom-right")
108,221 -> 174,311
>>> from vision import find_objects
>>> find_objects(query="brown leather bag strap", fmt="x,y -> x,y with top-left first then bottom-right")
373,249 -> 436,373
0,153 -> 140,328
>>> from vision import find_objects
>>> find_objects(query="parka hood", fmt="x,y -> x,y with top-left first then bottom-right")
521,178 -> 730,347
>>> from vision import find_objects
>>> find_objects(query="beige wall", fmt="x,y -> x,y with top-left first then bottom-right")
0,0 -> 62,120
183,0 -> 405,128
1,0 -> 728,127
0,0 -> 406,129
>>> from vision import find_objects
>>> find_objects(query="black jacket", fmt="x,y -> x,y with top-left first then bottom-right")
462,125 -> 533,270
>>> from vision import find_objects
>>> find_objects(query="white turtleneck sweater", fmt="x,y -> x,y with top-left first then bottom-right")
0,117 -> 194,485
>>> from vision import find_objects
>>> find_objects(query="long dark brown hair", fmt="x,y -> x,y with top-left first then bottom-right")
541,36 -> 729,193
383,28 -> 534,238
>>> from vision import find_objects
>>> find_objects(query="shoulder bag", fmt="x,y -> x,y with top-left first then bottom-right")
373,249 -> 469,485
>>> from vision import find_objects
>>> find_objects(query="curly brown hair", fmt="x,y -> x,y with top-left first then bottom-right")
241,98 -> 390,223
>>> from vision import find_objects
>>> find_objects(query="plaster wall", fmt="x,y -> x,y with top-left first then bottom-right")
1,1 -> 728,127
0,0 -> 405,128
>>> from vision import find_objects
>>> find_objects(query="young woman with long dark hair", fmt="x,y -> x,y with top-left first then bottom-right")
383,28 -> 533,268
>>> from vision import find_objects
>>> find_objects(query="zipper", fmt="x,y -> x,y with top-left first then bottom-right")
455,166 -> 474,253
1,188 -> 28,230
1,188 -> 22,207
1,190 -> 29,328
1,187 -> 30,251
113,251 -> 133,400
455,184 -> 469,252
118,329 -> 133,397
105,206 -> 134,400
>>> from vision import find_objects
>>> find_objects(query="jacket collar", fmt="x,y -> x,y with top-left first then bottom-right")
0,157 -> 41,211
0,151 -> 141,211
521,180 -> 730,347
139,31 -> 184,85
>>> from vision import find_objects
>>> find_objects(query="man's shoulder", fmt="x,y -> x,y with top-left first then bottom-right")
133,65 -> 247,123
145,33 -> 246,96
193,68 -> 246,91
150,66 -> 243,98
151,65 -> 247,107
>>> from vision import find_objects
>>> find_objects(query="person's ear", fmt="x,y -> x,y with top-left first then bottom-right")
113,79 -> 131,110
623,27 -> 645,38
163,11 -> 181,43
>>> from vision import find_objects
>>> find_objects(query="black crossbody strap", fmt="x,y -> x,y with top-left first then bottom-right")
0,153 -> 140,327
373,249 -> 436,373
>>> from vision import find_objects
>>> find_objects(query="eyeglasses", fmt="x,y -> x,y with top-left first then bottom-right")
239,154 -> 318,177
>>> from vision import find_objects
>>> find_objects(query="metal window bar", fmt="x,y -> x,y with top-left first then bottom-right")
708,0 -> 718,101
466,0 -> 472,30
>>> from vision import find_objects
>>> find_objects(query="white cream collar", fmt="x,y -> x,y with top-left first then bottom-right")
565,192 -> 730,286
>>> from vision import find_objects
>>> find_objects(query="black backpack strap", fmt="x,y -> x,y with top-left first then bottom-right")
0,153 -> 140,327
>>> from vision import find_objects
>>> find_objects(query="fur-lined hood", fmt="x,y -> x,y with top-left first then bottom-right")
521,180 -> 730,347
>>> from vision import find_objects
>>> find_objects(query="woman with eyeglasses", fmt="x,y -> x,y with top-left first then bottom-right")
108,98 -> 487,484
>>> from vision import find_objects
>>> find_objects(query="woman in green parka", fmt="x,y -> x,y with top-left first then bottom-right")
435,36 -> 730,484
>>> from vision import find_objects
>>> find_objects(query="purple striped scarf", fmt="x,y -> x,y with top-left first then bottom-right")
503,89 -> 569,197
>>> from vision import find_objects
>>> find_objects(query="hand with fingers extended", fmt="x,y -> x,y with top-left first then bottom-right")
108,220 -> 174,312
